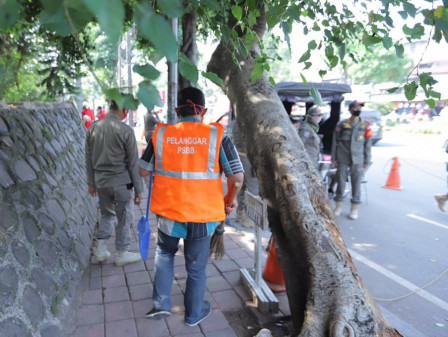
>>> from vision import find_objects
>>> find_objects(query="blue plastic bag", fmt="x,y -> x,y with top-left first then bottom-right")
138,175 -> 152,261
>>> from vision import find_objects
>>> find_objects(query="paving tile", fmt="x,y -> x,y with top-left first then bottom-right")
222,271 -> 241,287
174,265 -> 187,279
105,301 -> 134,322
166,313 -> 200,335
102,263 -> 124,277
105,319 -> 138,337
171,293 -> 185,314
102,273 -> 127,288
206,275 -> 231,293
90,276 -> 102,290
81,290 -> 102,305
205,264 -> 220,277
126,270 -> 151,286
199,309 -> 231,332
104,286 -> 130,303
174,254 -> 185,266
233,257 -> 254,269
172,281 -> 183,295
129,283 -> 152,301
173,333 -> 205,337
124,260 -> 147,273
136,317 -> 171,337
204,328 -> 237,337
225,247 -> 251,259
222,238 -> 238,249
212,260 -> 240,273
73,323 -> 104,337
132,299 -> 153,318
90,264 -> 101,278
211,290 -> 243,311
76,304 -> 104,326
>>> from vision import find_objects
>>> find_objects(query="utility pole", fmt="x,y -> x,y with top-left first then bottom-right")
167,18 -> 178,125
126,28 -> 133,129
117,37 -> 122,90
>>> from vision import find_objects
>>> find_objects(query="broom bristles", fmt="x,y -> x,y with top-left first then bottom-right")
210,221 -> 225,259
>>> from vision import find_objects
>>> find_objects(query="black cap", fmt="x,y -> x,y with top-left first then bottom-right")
348,101 -> 364,109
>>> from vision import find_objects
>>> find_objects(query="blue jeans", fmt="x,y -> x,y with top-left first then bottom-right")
153,229 -> 211,323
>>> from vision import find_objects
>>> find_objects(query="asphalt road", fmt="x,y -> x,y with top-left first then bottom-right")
336,128 -> 448,337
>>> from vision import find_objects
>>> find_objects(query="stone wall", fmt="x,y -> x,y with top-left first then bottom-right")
0,102 -> 96,337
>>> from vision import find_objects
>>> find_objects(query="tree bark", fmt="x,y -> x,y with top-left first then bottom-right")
207,6 -> 402,337
179,10 -> 198,91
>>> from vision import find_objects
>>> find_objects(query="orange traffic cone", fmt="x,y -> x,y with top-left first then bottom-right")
262,238 -> 286,292
383,157 -> 402,190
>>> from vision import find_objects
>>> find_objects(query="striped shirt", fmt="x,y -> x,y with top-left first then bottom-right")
139,117 -> 243,239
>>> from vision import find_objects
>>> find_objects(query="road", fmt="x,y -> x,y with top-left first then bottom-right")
336,129 -> 448,337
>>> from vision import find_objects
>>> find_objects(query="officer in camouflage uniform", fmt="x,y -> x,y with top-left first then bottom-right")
298,106 -> 323,170
332,101 -> 372,220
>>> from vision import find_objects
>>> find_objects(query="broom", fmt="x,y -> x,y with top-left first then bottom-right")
210,181 -> 241,259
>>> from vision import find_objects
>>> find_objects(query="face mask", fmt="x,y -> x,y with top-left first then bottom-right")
352,110 -> 361,117
311,116 -> 322,124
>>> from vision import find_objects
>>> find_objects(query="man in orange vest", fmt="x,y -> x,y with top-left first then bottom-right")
139,87 -> 244,326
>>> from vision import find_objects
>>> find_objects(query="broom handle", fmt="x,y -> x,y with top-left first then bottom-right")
145,174 -> 153,219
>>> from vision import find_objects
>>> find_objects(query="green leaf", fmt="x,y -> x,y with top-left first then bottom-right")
425,98 -> 436,109
121,94 -> 139,111
434,6 -> 448,33
268,76 -> 275,87
158,0 -> 183,18
300,73 -> 308,85
135,3 -> 178,63
404,82 -> 418,100
382,36 -> 393,49
133,64 -> 160,80
232,5 -> 243,21
105,89 -> 139,110
200,0 -> 220,12
82,0 -> 124,45
395,44 -> 404,57
298,50 -> 311,63
310,88 -> 323,106
403,2 -> 417,18
304,61 -> 311,70
398,10 -> 407,20
137,81 -> 163,110
178,53 -> 198,85
40,1 -> 92,36
386,87 -> 399,93
0,0 -> 21,29
363,35 -> 382,47
318,70 -> 327,77
308,40 -> 317,50
403,23 -> 425,40
201,71 -> 224,87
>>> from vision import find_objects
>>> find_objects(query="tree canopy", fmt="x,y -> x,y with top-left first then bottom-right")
1,0 -> 447,108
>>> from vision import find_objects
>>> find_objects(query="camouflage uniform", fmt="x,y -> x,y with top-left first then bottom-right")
332,118 -> 372,204
298,116 -> 321,169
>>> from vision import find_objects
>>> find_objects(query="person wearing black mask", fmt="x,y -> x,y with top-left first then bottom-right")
331,101 -> 372,220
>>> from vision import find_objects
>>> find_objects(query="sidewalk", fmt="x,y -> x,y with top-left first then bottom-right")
73,193 -> 291,337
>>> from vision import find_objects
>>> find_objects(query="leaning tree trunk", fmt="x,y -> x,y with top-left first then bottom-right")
207,7 -> 402,337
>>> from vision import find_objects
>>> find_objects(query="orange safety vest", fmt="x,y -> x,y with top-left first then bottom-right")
150,121 -> 226,222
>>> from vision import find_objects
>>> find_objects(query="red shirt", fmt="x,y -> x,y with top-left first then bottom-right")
82,108 -> 94,129
98,109 -> 106,120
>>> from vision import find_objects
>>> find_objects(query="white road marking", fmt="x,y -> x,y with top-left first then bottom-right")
406,214 -> 448,231
349,249 -> 448,312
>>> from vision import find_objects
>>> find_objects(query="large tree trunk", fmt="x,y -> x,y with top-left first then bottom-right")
207,7 -> 402,337
179,10 -> 198,90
